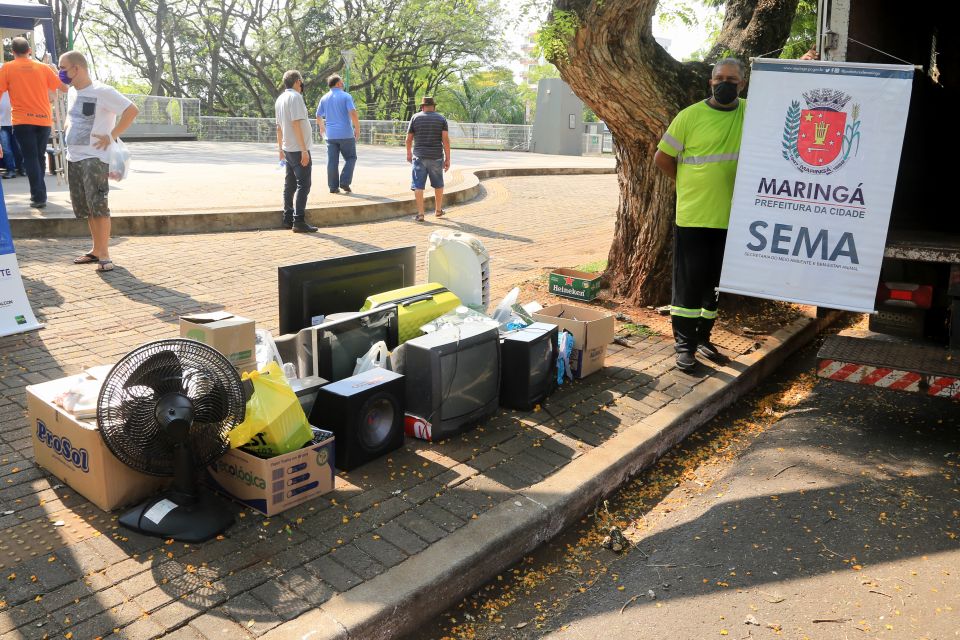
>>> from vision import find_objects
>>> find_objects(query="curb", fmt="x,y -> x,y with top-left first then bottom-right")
8,166 -> 615,238
263,309 -> 841,640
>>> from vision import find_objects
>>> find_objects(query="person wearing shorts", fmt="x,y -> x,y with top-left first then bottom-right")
405,96 -> 450,221
59,51 -> 139,272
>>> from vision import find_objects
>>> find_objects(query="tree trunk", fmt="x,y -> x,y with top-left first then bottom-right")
550,0 -> 799,306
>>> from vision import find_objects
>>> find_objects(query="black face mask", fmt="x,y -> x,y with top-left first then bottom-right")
712,81 -> 739,105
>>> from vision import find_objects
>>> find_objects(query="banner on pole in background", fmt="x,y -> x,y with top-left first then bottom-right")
718,59 -> 915,313
0,183 -> 43,337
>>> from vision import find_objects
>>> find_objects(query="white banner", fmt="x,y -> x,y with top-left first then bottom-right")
0,182 -> 43,337
719,59 -> 915,312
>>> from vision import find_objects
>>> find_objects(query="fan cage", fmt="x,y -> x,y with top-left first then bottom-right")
97,339 -> 246,476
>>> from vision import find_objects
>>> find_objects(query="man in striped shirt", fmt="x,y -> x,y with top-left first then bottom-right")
654,58 -> 746,371
405,96 -> 451,221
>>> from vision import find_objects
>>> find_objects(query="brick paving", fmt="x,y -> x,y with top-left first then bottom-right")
0,174 -> 756,639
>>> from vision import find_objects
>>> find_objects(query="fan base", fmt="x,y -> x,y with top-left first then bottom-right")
119,491 -> 234,543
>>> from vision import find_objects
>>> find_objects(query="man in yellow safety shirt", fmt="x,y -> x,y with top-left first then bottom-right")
654,57 -> 746,372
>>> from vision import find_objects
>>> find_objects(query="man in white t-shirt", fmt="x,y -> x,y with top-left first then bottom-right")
58,51 -> 139,272
275,69 -> 317,232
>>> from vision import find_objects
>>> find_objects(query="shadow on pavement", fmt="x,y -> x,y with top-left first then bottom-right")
95,264 -> 223,323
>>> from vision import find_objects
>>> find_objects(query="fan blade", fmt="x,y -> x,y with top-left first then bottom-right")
124,350 -> 184,396
190,377 -> 231,425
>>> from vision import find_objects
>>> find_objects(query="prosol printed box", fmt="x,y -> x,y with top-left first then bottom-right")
27,376 -> 167,512
206,430 -> 335,516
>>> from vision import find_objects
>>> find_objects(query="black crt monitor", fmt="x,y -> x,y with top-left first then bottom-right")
296,305 -> 400,382
278,246 -> 416,335
499,322 -> 559,411
392,323 -> 501,441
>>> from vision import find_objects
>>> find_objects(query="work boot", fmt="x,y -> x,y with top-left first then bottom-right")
292,221 -> 318,233
696,341 -> 726,363
676,352 -> 697,371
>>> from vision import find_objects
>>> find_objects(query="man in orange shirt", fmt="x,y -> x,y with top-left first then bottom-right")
0,37 -> 67,208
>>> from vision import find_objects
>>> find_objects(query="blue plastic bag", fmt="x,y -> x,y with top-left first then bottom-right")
557,330 -> 574,385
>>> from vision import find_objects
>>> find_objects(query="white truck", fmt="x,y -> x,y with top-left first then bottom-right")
814,0 -> 960,399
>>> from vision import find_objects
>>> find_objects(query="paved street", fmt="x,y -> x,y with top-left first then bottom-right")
1,143 -> 613,219
427,340 -> 960,640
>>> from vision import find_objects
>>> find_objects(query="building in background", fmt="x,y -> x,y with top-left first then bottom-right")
519,33 -> 542,89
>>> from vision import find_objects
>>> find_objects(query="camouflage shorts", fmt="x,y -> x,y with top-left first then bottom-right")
68,158 -> 110,219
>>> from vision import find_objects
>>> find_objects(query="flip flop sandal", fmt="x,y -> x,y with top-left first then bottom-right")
435,210 -> 445,218
96,260 -> 114,272
414,214 -> 425,222
74,253 -> 98,264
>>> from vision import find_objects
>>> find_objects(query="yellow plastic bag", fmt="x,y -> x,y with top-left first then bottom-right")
227,362 -> 312,456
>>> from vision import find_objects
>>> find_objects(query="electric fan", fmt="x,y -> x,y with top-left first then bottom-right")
97,339 -> 246,542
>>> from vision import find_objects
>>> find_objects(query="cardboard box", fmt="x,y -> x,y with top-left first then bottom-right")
548,268 -> 602,302
27,375 -> 168,512
532,303 -> 616,379
206,430 -> 335,516
180,312 -> 256,373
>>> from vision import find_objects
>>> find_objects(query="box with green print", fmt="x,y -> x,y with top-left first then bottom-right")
179,311 -> 256,373
548,268 -> 602,302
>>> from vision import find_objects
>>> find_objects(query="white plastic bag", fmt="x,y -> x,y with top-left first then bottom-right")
108,138 -> 131,181
353,341 -> 389,375
254,329 -> 283,371
491,287 -> 520,327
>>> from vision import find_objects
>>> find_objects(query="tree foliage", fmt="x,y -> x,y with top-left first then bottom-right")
68,0 -> 503,118
436,69 -> 527,124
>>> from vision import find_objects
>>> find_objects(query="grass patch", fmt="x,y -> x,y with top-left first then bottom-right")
620,322 -> 657,338
575,259 -> 607,273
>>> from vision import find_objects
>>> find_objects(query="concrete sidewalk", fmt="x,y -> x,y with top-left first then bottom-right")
0,173 -> 827,640
3,143 -> 614,237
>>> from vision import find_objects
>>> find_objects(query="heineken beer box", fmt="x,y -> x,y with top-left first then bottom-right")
548,268 -> 602,302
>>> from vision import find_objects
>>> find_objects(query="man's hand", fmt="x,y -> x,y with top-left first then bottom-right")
407,151 -> 413,163
443,158 -> 450,172
354,128 -> 360,141
279,149 -> 285,162
300,150 -> 310,167
93,134 -> 112,150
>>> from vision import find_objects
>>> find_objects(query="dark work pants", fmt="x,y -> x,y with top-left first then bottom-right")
282,151 -> 312,223
13,124 -> 50,203
670,225 -> 727,354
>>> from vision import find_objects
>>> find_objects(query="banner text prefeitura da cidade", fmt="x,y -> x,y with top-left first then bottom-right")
718,59 -> 914,313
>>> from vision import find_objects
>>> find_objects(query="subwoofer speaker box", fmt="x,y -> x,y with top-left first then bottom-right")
308,368 -> 405,471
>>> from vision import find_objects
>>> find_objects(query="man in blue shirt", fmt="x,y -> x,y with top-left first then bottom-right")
315,74 -> 360,194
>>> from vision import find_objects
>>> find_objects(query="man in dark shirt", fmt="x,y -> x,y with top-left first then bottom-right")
405,96 -> 451,221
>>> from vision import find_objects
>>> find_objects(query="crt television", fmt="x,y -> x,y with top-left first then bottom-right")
278,246 -> 416,335
296,305 -> 399,382
499,322 -> 559,411
391,322 -> 500,440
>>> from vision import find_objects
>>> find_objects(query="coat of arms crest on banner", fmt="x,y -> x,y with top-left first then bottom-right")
781,88 -> 861,175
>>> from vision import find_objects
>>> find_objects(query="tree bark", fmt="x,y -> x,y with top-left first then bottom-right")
550,0 -> 798,306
